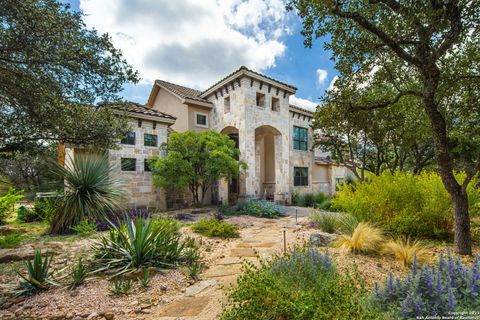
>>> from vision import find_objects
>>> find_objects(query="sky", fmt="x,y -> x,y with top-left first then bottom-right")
63,0 -> 338,111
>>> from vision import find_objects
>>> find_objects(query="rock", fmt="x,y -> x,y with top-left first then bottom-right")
140,303 -> 151,310
103,313 -> 115,320
185,280 -> 217,297
49,314 -> 67,320
309,232 -> 338,247
159,285 -> 167,291
14,308 -> 23,317
86,312 -> 99,320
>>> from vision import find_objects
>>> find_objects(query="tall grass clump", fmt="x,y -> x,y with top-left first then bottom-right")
92,215 -> 198,276
309,211 -> 340,233
373,253 -> 480,318
332,171 -> 480,239
50,154 -> 125,234
334,222 -> 384,254
221,247 -> 382,320
382,238 -> 429,268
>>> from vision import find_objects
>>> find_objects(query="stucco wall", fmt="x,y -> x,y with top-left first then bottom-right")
152,88 -> 188,132
187,104 -> 211,132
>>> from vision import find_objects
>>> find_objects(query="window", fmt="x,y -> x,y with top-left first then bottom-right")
294,167 -> 309,186
121,132 -> 135,145
144,159 -> 152,172
224,96 -> 230,113
293,126 -> 308,151
195,113 -> 208,127
256,92 -> 265,107
271,97 -> 280,112
144,134 -> 158,147
121,158 -> 136,171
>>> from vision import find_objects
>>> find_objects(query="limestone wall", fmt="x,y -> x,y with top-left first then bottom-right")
108,118 -> 169,211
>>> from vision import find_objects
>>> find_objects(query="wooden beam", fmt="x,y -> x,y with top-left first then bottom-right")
268,84 -> 271,93
259,81 -> 263,90
250,78 -> 254,87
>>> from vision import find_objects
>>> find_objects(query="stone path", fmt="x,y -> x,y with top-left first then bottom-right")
144,216 -> 309,320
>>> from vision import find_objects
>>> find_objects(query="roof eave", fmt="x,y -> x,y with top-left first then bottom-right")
112,109 -> 176,125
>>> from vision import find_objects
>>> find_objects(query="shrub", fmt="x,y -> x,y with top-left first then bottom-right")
291,191 -> 302,206
334,222 -> 384,254
0,188 -> 24,224
381,238 -> 429,268
236,200 -> 287,218
372,252 -> 480,318
309,211 -> 340,233
14,249 -> 55,296
221,247 -> 382,320
337,214 -> 360,235
332,171 -> 480,239
16,206 -> 34,222
50,154 -> 125,234
32,196 -> 61,223
0,232 -> 25,248
68,257 -> 88,290
92,215 -> 197,276
303,193 -> 316,207
71,220 -> 97,235
191,218 -> 239,238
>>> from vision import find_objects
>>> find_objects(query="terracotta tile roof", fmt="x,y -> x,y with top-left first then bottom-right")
201,66 -> 297,97
103,102 -> 176,121
155,80 -> 210,104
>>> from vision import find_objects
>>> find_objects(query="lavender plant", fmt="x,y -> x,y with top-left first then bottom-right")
373,251 -> 480,318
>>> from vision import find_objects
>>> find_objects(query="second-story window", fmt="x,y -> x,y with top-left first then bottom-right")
271,97 -> 280,112
195,113 -> 208,127
121,132 -> 135,145
293,126 -> 308,151
224,96 -> 230,113
256,92 -> 265,108
144,134 -> 158,147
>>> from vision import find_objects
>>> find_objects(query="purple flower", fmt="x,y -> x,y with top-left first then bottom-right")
415,299 -> 422,316
448,287 -> 455,310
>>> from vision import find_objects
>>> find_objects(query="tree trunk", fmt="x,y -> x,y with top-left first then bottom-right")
423,79 -> 472,255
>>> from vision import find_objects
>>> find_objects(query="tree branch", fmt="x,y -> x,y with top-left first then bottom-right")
348,90 -> 422,111
462,159 -> 480,190
434,0 -> 462,59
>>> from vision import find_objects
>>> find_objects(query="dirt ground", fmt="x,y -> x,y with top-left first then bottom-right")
0,212 -> 478,320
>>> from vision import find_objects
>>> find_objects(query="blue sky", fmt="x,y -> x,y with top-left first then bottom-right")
64,0 -> 337,110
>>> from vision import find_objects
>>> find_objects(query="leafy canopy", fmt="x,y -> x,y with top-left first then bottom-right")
0,0 -> 139,153
151,130 -> 245,206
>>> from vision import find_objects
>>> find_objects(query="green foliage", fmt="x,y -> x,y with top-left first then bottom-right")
151,130 -> 245,206
92,215 -> 198,276
0,0 -> 138,154
0,232 -> 25,248
236,200 -> 287,218
14,249 -> 55,296
309,211 -> 340,233
0,188 -> 24,224
139,269 -> 150,288
109,278 -> 133,296
188,260 -> 202,280
221,247 -> 382,320
31,196 -> 61,223
292,192 -> 331,209
68,257 -> 88,290
16,206 -> 33,222
333,171 -> 480,239
50,154 -> 124,234
71,220 -> 97,235
191,218 -> 239,239
337,214 -> 360,235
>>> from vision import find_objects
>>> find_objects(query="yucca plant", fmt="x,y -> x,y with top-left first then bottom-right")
381,237 -> 429,268
50,154 -> 125,234
139,268 -> 150,288
109,278 -> 133,296
92,215 -> 198,276
14,249 -> 55,296
334,222 -> 384,254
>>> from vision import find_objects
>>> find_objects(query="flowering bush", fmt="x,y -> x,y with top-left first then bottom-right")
373,252 -> 480,318
236,200 -> 287,218
221,247 -> 382,319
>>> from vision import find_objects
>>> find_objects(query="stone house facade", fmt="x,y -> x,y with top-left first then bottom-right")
65,66 -> 351,210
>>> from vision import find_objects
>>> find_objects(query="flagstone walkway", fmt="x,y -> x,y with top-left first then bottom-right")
144,216 -> 310,320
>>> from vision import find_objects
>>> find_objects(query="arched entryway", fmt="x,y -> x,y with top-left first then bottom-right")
254,125 -> 281,200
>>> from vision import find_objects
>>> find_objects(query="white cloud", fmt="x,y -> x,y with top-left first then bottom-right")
316,69 -> 328,86
79,0 -> 292,89
289,95 -> 318,111
327,76 -> 339,91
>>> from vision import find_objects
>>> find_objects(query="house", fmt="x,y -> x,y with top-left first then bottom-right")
66,66 -> 351,210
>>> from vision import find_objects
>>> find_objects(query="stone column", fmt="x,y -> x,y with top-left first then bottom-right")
274,133 -> 290,204
218,178 -> 229,205
239,129 -> 256,200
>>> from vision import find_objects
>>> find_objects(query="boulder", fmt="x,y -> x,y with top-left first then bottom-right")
309,232 -> 338,247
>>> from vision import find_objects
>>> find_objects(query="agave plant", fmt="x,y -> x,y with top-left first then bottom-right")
14,249 -> 55,296
92,215 -> 198,276
50,153 -> 125,234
